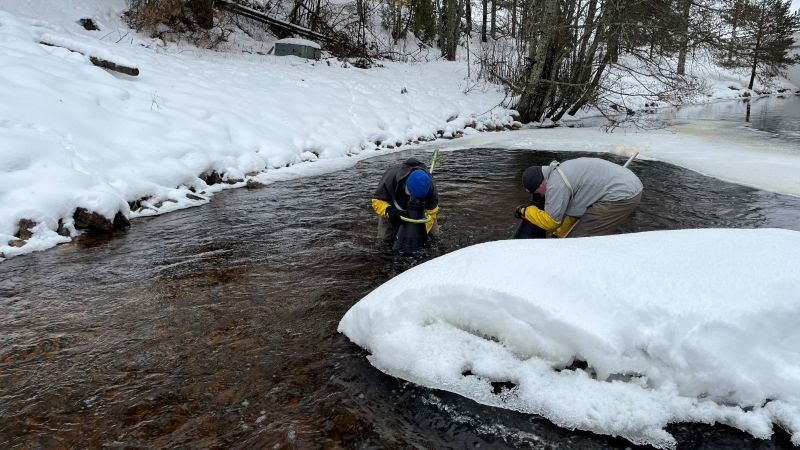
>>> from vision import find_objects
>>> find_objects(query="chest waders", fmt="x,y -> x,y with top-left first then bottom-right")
393,197 -> 429,252
391,149 -> 440,252
512,193 -> 547,239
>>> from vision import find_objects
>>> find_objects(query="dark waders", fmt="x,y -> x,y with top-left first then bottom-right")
512,193 -> 547,239
393,197 -> 429,252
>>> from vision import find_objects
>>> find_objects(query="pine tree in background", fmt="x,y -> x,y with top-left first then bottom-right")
410,0 -> 437,43
439,0 -> 463,60
724,0 -> 800,89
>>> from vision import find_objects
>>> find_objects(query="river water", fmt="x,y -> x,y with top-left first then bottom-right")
667,95 -> 800,144
2,99 -> 800,449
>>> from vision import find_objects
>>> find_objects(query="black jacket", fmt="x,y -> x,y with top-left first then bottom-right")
373,158 -> 438,211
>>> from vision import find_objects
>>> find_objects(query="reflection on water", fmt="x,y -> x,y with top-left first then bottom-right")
668,95 -> 800,142
571,95 -> 800,144
2,149 -> 799,449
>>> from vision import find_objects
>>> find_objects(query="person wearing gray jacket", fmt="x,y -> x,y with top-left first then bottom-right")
515,157 -> 643,238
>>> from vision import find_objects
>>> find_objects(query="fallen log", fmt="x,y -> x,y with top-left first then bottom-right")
39,40 -> 140,76
215,0 -> 329,43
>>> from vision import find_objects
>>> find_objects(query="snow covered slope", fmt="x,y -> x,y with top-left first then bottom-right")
339,228 -> 800,448
0,1 -> 515,259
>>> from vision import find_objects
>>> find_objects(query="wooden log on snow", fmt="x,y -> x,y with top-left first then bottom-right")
87,56 -> 139,76
215,0 -> 329,43
40,41 -> 140,76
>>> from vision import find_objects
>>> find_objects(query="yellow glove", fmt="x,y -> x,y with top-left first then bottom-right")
522,205 -> 560,231
424,206 -> 439,233
553,216 -> 578,238
371,198 -> 391,218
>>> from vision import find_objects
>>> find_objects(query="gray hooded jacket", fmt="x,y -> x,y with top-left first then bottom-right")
542,157 -> 643,221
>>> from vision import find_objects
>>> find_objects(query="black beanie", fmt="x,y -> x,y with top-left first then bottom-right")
522,166 -> 544,193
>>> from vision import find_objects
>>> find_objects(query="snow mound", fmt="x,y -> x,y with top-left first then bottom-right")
338,228 -> 800,448
276,37 -> 321,49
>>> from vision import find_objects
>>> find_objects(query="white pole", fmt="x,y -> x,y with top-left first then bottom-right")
623,152 -> 639,168
429,148 -> 441,174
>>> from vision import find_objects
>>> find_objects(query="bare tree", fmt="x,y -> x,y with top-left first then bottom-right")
482,0 -> 488,41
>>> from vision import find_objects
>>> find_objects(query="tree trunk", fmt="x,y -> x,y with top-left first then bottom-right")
310,0 -> 321,31
481,0 -> 488,41
511,0 -> 517,37
441,0 -> 461,60
728,0 -> 740,62
490,0 -> 496,38
676,0 -> 691,75
749,41 -> 760,89
288,0 -> 304,25
356,0 -> 367,55
607,29 -> 619,63
189,0 -> 214,29
605,0 -> 621,64
517,0 -> 558,121
748,9 -> 766,90
465,0 -> 472,34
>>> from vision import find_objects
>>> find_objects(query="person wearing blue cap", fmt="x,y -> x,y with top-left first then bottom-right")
371,157 -> 439,243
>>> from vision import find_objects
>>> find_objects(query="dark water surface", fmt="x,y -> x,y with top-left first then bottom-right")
2,149 -> 800,449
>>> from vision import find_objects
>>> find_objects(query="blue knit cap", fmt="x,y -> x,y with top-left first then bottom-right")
406,170 -> 431,198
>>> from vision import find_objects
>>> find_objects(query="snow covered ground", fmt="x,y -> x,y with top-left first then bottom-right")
338,228 -> 800,448
0,0 -> 515,259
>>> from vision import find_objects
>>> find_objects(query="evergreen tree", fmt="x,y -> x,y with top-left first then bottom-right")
725,0 -> 800,89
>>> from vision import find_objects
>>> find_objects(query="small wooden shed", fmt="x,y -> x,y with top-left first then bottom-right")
274,38 -> 322,60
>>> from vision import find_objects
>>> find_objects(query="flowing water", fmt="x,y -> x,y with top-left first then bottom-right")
3,145 -> 800,449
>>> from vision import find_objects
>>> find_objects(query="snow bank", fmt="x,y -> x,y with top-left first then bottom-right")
0,1 -> 514,259
338,228 -> 800,448
275,37 -> 321,49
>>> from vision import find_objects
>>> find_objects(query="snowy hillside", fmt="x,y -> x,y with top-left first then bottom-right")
0,0 -> 516,259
